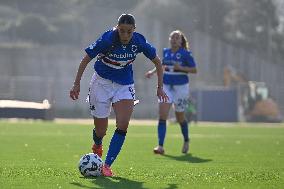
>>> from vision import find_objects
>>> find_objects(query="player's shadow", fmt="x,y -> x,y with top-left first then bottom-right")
70,176 -> 148,189
164,184 -> 178,189
163,153 -> 212,163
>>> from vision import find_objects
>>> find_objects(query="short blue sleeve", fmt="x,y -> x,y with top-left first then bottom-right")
141,41 -> 157,60
184,51 -> 196,67
135,33 -> 156,60
85,32 -> 111,59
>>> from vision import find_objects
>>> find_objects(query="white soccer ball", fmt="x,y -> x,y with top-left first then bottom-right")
78,153 -> 103,177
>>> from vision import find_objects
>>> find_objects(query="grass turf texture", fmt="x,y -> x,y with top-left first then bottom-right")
0,120 -> 283,189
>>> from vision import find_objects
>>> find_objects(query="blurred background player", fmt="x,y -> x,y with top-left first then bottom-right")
70,14 -> 168,176
145,30 -> 197,154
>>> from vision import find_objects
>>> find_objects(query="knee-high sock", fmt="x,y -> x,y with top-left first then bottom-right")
179,120 -> 189,142
93,128 -> 102,145
158,119 -> 166,146
105,129 -> 126,166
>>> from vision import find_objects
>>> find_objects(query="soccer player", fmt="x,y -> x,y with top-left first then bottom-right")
145,30 -> 197,155
70,14 -> 168,176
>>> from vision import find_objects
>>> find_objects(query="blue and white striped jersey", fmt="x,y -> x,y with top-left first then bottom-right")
85,29 -> 156,85
162,47 -> 196,85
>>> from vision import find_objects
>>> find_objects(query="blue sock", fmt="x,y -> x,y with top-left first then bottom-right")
105,129 -> 126,166
93,128 -> 102,145
180,120 -> 189,142
158,119 -> 166,146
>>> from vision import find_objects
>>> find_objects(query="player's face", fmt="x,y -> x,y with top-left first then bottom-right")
117,24 -> 135,44
170,33 -> 182,49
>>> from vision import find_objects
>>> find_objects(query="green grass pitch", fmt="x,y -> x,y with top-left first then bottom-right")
0,120 -> 283,189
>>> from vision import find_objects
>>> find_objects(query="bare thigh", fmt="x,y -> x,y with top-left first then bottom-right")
175,111 -> 186,123
159,103 -> 172,120
113,99 -> 134,131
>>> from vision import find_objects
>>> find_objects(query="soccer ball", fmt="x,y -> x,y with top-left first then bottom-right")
78,153 -> 103,177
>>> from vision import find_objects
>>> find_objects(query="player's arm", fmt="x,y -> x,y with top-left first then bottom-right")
139,34 -> 168,101
70,31 -> 109,100
173,64 -> 197,73
150,56 -> 169,102
145,67 -> 157,78
70,54 -> 92,100
174,51 -> 197,74
145,49 -> 165,78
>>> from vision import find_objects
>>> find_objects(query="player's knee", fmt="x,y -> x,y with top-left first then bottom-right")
176,116 -> 186,123
95,130 -> 107,138
116,120 -> 129,131
159,113 -> 168,120
93,126 -> 107,137
115,128 -> 127,136
176,112 -> 186,123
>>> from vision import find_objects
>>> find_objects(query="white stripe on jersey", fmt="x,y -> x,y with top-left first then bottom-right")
164,65 -> 188,75
101,57 -> 135,69
105,56 -> 135,65
101,60 -> 124,69
164,71 -> 188,75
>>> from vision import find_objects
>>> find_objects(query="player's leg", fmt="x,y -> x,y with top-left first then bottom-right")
102,83 -> 135,176
89,73 -> 112,157
153,102 -> 171,154
175,111 -> 190,153
103,99 -> 134,176
154,84 -> 173,154
92,118 -> 108,157
173,84 -> 190,154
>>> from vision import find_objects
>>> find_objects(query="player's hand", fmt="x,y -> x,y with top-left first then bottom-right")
157,87 -> 169,102
145,71 -> 154,79
173,63 -> 183,71
70,83 -> 80,100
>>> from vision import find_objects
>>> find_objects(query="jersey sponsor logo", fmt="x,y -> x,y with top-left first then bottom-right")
108,52 -> 136,59
163,60 -> 182,65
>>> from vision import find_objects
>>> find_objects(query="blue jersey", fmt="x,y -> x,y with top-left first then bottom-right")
85,29 -> 156,85
162,48 -> 196,85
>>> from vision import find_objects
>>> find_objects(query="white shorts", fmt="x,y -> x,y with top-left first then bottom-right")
159,83 -> 189,112
87,73 -> 136,118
